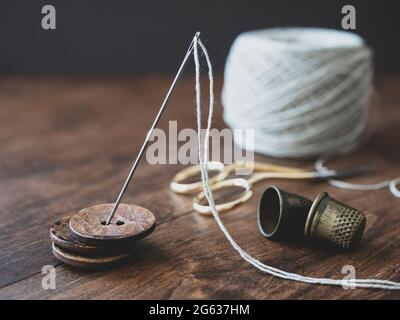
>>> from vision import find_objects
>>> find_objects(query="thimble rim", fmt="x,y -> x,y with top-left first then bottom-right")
304,192 -> 329,238
257,185 -> 283,238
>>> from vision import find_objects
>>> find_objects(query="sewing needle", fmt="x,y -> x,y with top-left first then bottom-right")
105,32 -> 201,225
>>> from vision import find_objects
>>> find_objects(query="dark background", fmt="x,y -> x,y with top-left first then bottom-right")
1,0 -> 399,74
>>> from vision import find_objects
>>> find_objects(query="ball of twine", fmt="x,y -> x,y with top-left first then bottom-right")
222,28 -> 374,158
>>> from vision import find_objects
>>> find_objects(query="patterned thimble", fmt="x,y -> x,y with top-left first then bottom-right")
258,186 -> 313,240
304,192 -> 366,249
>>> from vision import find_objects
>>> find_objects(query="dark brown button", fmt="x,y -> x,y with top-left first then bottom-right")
50,216 -> 101,253
69,203 -> 156,245
50,216 -> 136,254
52,242 -> 136,269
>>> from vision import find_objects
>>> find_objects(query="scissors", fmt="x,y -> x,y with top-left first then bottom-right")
170,161 -> 370,215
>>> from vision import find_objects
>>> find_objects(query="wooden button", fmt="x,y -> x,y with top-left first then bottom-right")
50,216 -> 136,254
52,242 -> 136,269
69,203 -> 156,245
50,216 -> 100,253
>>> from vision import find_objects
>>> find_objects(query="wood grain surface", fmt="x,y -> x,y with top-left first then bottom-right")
0,75 -> 399,299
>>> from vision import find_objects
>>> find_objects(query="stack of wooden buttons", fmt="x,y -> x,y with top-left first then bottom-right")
50,203 -> 156,269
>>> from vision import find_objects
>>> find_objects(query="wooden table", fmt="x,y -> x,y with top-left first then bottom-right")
0,75 -> 399,300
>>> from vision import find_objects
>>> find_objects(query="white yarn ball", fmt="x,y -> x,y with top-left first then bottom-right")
222,28 -> 374,158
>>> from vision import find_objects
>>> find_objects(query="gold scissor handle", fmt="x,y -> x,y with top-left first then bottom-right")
170,161 -> 306,194
192,172 -> 317,215
193,178 -> 253,215
172,160 -> 371,215
232,161 -> 305,173
170,161 -> 229,194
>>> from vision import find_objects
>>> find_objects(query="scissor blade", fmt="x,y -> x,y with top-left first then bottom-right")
316,162 -> 373,180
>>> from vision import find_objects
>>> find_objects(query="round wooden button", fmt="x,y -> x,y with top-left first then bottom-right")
52,242 -> 136,269
50,216 -> 101,253
50,216 -> 136,254
69,203 -> 156,245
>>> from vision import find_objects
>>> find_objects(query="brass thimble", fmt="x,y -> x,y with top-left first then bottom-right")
258,186 -> 313,240
304,192 -> 366,249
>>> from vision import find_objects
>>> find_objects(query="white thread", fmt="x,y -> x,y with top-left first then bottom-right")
221,28 -> 373,158
315,158 -> 400,198
193,36 -> 400,290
